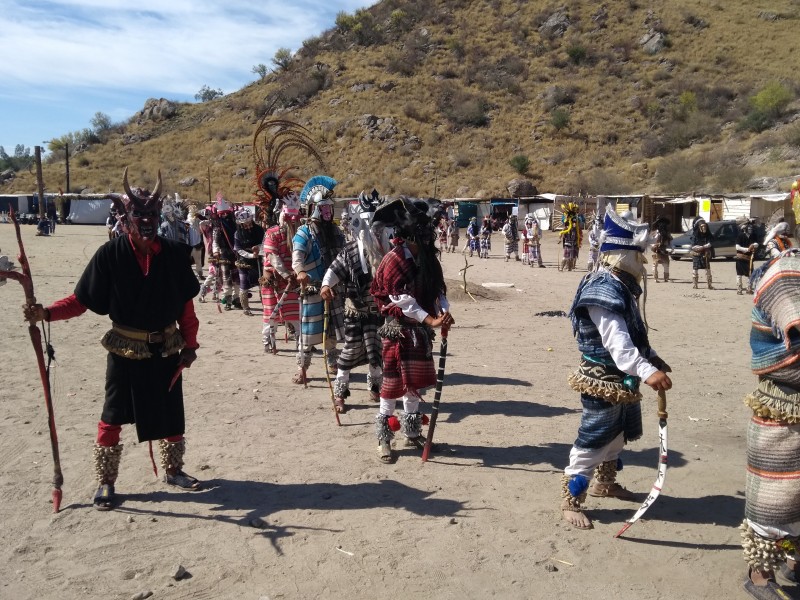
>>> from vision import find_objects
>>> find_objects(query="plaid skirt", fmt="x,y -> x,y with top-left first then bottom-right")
745,415 -> 800,530
380,324 -> 436,399
504,240 -> 518,254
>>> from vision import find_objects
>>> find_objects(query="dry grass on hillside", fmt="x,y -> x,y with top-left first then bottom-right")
5,0 -> 800,200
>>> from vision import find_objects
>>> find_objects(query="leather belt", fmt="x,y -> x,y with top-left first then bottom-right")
111,322 -> 177,344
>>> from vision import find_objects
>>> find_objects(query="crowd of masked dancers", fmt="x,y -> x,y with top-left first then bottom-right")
8,114 -> 800,600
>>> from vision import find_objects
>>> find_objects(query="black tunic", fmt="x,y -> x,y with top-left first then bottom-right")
75,236 -> 200,441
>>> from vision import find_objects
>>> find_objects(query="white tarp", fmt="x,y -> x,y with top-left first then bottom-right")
68,199 -> 114,224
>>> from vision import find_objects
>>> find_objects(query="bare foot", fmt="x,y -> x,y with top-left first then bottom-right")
562,508 -> 593,529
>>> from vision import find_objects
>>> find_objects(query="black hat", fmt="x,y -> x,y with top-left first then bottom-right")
373,197 -> 431,239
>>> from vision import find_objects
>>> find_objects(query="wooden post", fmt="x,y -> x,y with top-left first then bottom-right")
35,146 -> 46,218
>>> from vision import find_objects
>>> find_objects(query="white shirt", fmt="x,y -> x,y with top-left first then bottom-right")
587,305 -> 658,382
386,245 -> 450,322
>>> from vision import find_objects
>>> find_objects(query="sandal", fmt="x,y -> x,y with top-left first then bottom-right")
588,482 -> 636,501
334,397 -> 347,414
291,370 -> 306,385
404,436 -> 428,451
164,469 -> 202,491
93,483 -> 116,511
778,562 -> 799,584
377,440 -> 394,464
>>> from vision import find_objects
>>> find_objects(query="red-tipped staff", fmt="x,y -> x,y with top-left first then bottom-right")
1,208 -> 64,511
615,390 -> 668,538
422,322 -> 450,462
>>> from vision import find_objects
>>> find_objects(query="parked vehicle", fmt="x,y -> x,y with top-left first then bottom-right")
668,220 -> 767,260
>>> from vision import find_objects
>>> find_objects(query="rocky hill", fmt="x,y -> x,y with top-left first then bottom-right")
3,0 -> 800,201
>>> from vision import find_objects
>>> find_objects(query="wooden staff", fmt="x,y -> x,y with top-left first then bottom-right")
1,208 -> 64,511
421,323 -> 451,462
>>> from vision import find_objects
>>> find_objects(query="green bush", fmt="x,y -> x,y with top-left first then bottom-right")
751,81 -> 793,117
551,108 -> 571,131
738,81 -> 793,132
567,44 -> 588,65
195,85 -> 223,102
272,48 -> 293,72
509,154 -> 531,175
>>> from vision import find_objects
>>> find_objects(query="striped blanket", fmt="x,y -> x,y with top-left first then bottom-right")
751,255 -> 800,380
380,321 -> 436,399
574,393 -> 642,450
745,415 -> 800,530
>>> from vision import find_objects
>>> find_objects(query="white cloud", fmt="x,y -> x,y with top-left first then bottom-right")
0,0 -> 374,150
0,0 -> 373,94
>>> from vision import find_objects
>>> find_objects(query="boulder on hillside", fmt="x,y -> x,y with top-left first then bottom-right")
639,30 -> 666,54
507,179 -> 538,197
136,98 -> 178,123
0,169 -> 16,183
539,9 -> 570,38
179,177 -> 198,187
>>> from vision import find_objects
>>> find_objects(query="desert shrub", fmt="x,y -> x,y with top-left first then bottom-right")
783,122 -> 800,148
712,165 -> 754,191
452,153 -> 472,168
657,111 -> 717,152
738,81 -> 794,132
641,134 -> 664,158
551,108 -> 571,131
446,37 -> 466,60
567,44 -> 588,65
272,48 -> 293,72
403,103 -> 428,122
542,85 -> 577,110
389,9 -> 410,32
509,154 -> 531,175
195,85 -> 223,102
683,13 -> 709,29
437,84 -> 490,129
752,81 -> 793,116
578,169 -> 631,194
656,155 -> 704,191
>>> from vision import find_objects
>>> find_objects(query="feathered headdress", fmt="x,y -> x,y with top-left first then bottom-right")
252,114 -> 326,226
300,175 -> 337,205
559,201 -> 583,247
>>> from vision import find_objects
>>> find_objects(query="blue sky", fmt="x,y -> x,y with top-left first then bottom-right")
0,0 -> 375,154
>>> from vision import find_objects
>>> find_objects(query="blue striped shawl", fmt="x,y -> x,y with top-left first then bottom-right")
569,270 -> 650,365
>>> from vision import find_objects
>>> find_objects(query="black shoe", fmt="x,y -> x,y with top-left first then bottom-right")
93,483 -> 116,511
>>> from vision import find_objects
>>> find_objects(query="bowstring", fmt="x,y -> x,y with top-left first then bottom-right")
40,319 -> 57,400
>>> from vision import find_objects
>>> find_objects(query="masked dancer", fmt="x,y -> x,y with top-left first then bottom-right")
321,190 -> 392,413
559,202 -> 582,272
740,249 -> 800,598
370,198 -> 455,463
735,217 -> 759,295
690,217 -> 714,289
293,176 -> 346,384
764,220 -> 793,259
650,216 -> 672,283
23,168 -> 202,511
561,205 -> 672,529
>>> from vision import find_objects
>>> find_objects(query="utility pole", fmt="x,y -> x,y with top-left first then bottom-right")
35,146 -> 46,218
207,166 -> 212,203
64,142 -> 70,193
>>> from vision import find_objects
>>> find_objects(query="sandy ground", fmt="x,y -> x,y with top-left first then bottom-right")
0,223 -> 785,600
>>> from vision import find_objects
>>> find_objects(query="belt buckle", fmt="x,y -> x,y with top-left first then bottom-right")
147,331 -> 165,344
